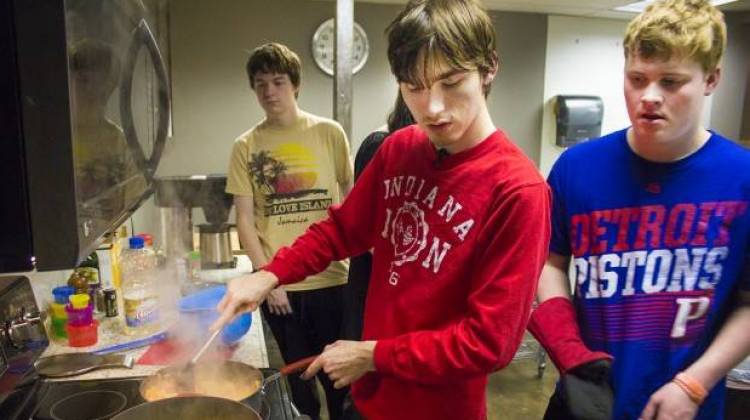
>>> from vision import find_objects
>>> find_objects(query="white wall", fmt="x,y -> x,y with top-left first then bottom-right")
538,16 -> 631,176
130,1 -> 549,242
156,0 -> 547,178
538,14 -> 732,176
711,14 -> 750,140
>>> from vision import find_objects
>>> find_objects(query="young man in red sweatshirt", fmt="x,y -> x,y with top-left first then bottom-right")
213,0 -> 551,418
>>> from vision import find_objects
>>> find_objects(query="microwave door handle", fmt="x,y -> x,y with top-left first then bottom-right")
142,19 -> 171,177
119,19 -> 171,183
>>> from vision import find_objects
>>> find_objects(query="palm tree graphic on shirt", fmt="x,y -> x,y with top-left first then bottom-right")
249,147 -> 326,199
250,150 -> 286,194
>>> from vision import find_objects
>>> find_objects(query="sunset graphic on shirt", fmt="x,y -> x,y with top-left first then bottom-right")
249,143 -> 324,198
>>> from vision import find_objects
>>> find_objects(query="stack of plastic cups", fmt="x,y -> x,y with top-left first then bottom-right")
65,294 -> 98,347
50,286 -> 74,339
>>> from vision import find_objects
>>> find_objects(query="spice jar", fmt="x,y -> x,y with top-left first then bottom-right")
67,271 -> 89,295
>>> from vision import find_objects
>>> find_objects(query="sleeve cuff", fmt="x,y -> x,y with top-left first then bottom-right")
224,187 -> 252,196
263,258 -> 295,285
373,338 -> 396,375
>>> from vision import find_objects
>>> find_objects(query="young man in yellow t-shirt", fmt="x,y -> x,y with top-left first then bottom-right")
225,42 -> 352,420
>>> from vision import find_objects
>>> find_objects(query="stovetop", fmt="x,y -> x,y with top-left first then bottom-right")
33,377 -> 141,420
0,277 -> 297,420
3,368 -> 293,420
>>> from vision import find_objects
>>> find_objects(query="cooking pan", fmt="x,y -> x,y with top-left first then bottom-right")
139,356 -> 317,409
111,395 -> 261,420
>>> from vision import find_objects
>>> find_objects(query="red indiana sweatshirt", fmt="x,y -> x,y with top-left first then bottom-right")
265,126 -> 551,420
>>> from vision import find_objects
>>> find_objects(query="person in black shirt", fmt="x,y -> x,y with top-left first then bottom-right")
341,92 -> 414,342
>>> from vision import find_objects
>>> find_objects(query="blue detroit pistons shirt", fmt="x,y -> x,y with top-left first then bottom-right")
548,128 -> 750,420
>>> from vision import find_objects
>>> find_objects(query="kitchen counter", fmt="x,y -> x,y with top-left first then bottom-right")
40,309 -> 268,381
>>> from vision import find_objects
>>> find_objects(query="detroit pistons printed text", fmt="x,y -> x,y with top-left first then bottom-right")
571,200 -> 748,338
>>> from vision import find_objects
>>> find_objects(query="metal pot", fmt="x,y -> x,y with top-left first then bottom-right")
111,395 -> 261,420
198,223 -> 235,269
139,356 -> 316,411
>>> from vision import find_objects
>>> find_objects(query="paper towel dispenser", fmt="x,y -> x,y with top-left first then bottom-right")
554,95 -> 604,147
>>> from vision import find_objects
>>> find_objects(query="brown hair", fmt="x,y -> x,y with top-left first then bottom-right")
386,0 -> 498,96
623,0 -> 726,73
246,42 -> 302,91
70,38 -> 121,97
387,91 -> 415,133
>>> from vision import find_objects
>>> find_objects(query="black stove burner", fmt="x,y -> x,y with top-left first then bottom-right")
31,378 -> 141,420
17,369 -> 294,420
50,390 -> 127,420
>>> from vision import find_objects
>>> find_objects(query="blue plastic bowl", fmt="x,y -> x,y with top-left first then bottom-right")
178,285 -> 252,345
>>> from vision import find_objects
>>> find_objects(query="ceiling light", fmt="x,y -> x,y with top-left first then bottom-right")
614,0 -> 738,13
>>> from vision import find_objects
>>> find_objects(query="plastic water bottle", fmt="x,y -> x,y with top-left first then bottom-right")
120,236 -> 160,335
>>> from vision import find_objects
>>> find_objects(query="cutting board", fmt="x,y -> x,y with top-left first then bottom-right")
137,337 -> 235,365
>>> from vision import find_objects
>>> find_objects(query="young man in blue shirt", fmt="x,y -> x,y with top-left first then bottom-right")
530,1 -> 750,419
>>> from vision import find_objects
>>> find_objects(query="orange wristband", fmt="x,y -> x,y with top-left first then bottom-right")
672,372 -> 708,405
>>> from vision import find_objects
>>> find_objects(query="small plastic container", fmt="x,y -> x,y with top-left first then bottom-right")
66,293 -> 93,326
66,319 -> 98,347
49,292 -> 70,340
179,285 -> 252,345
51,317 -> 68,339
49,302 -> 68,320
53,286 -> 75,304
69,293 -> 90,309
65,303 -> 94,326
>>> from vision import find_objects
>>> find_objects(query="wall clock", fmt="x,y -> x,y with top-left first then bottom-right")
311,18 -> 369,76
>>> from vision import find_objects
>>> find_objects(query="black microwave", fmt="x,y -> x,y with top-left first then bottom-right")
0,0 -> 171,272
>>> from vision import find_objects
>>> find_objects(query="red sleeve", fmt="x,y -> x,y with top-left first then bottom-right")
264,144 -> 385,284
372,182 -> 552,384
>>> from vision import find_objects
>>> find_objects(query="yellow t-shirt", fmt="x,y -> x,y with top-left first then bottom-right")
226,111 -> 353,291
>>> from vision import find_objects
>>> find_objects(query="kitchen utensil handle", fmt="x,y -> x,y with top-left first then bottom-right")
91,331 -> 168,355
190,328 -> 222,365
263,355 -> 319,388
99,353 -> 135,369
290,401 -> 312,420
279,355 -> 317,376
